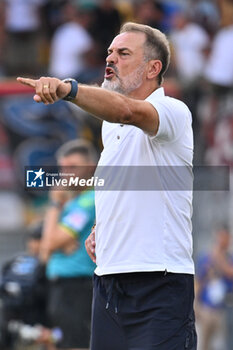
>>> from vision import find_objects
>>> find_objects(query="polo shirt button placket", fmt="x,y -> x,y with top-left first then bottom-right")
116,124 -> 124,141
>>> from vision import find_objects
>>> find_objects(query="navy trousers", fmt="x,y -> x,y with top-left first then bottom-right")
91,271 -> 197,350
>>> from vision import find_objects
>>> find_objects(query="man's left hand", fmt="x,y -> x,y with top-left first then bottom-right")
85,226 -> 96,263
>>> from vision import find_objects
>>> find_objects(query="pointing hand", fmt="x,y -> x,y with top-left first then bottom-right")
17,76 -> 71,105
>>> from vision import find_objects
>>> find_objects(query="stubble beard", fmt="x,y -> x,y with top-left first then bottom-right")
101,63 -> 146,95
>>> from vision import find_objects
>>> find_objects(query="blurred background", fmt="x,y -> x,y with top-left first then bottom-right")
0,0 -> 232,349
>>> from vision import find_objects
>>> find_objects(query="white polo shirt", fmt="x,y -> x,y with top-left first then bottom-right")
94,87 -> 194,275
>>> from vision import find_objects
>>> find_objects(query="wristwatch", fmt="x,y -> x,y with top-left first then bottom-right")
62,78 -> 78,101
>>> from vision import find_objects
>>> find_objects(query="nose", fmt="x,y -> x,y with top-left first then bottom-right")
106,51 -> 118,65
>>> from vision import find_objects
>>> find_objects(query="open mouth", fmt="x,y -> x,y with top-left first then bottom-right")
104,67 -> 116,79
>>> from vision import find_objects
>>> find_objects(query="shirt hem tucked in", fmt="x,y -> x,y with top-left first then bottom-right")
94,264 -> 195,276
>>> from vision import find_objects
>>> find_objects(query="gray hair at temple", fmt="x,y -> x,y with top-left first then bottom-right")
56,139 -> 99,164
120,22 -> 171,86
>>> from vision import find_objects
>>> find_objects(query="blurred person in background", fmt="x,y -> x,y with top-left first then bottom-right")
48,1 -> 93,80
170,10 -> 210,86
134,0 -> 165,33
170,8 -> 210,163
200,0 -> 233,165
193,0 -> 220,36
40,139 -> 96,350
115,0 -> 134,24
90,0 -> 121,59
41,0 -> 67,40
77,42 -> 106,85
0,2 -> 5,76
204,1 -> 233,90
0,0 -> 46,76
0,222 -> 48,350
195,226 -> 233,350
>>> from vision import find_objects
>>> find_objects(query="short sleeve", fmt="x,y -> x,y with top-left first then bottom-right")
59,209 -> 89,237
146,96 -> 191,143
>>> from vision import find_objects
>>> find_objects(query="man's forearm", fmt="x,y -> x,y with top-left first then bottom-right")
40,206 -> 61,262
72,84 -> 159,135
73,85 -> 133,124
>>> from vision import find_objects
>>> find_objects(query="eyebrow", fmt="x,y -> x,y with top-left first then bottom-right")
107,47 -> 133,54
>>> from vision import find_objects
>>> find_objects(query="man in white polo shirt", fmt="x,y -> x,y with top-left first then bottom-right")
17,22 -> 197,350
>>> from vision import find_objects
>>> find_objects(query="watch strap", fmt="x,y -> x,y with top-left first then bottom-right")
62,78 -> 78,101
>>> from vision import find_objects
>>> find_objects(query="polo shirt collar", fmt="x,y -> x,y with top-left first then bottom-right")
147,87 -> 165,99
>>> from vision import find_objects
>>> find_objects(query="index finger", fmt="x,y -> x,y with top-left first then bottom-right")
17,77 -> 36,88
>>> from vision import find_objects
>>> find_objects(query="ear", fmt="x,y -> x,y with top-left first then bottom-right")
147,60 -> 162,80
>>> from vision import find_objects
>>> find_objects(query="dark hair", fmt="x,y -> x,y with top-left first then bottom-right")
56,139 -> 98,163
120,22 -> 170,85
